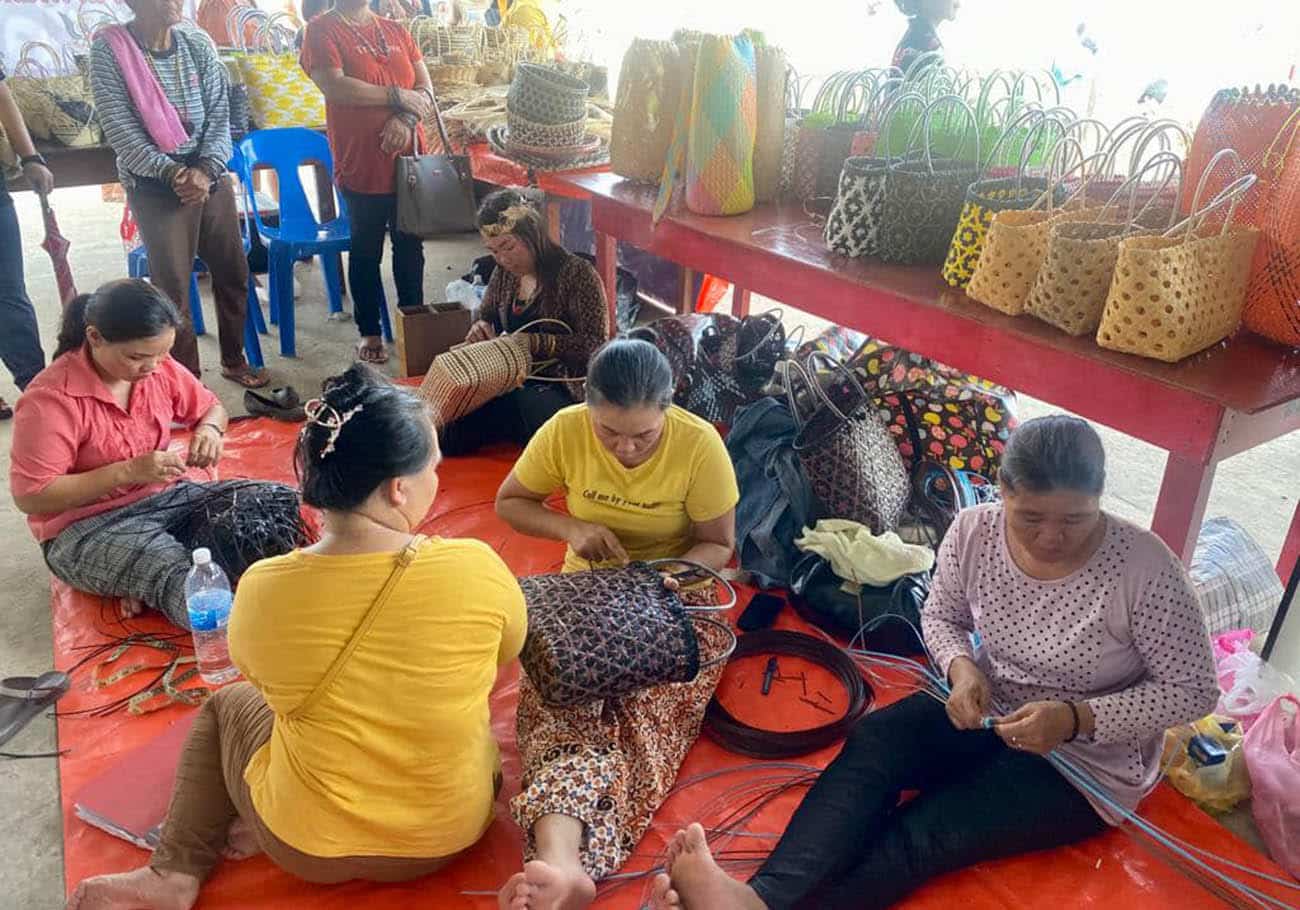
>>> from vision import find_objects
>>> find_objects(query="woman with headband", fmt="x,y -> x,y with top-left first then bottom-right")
440,188 -> 611,455
65,364 -> 527,910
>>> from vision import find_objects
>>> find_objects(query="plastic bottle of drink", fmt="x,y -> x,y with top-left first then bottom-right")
184,548 -> 239,685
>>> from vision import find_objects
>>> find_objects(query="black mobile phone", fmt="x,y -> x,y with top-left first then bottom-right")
738,592 -> 785,632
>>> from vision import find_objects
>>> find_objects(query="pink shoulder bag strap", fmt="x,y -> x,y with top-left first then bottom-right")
287,534 -> 428,720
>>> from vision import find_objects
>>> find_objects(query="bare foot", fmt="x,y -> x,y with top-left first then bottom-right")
65,867 -> 200,910
223,815 -> 262,861
649,872 -> 682,909
118,598 -> 146,619
514,859 -> 596,910
497,872 -> 529,910
665,823 -> 767,910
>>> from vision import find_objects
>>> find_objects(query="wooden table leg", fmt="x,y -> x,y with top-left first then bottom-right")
1151,454 -> 1217,564
595,230 -> 617,332
679,268 -> 696,315
547,198 -> 564,244
1278,499 -> 1300,580
733,286 -> 752,317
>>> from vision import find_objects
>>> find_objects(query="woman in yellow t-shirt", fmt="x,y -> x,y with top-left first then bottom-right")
67,365 -> 526,910
494,338 -> 740,909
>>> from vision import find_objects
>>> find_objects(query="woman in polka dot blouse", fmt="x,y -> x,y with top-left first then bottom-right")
648,415 -> 1220,910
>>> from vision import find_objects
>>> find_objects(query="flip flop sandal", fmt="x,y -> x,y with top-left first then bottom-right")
357,341 -> 389,365
222,367 -> 272,389
0,671 -> 70,750
244,386 -> 306,423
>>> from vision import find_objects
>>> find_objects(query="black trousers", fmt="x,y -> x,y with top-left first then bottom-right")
439,382 -> 572,456
749,693 -> 1108,910
341,189 -> 424,338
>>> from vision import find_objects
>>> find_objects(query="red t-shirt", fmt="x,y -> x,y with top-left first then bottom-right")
300,12 -> 426,195
9,349 -> 219,542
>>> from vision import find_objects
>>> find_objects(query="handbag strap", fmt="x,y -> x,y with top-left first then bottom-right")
1167,149 -> 1256,241
287,534 -> 428,720
803,350 -> 869,419
645,558 -> 739,613
510,318 -> 588,383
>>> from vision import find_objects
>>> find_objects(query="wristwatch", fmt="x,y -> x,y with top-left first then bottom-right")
20,154 -> 48,168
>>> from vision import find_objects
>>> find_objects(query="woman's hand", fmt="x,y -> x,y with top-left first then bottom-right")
566,520 -> 629,565
994,701 -> 1076,755
22,160 -> 54,196
172,167 -> 212,206
466,320 -> 497,344
396,88 -> 434,120
123,451 -> 187,485
380,116 -> 414,156
946,656 -> 992,730
187,425 -> 224,468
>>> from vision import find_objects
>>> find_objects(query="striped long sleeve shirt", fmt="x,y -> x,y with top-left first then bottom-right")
89,25 -> 232,189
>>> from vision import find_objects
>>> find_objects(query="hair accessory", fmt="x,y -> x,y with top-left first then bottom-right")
304,399 -> 364,459
480,202 -> 537,238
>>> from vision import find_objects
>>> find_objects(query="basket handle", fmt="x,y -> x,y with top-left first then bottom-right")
1097,151 -> 1184,231
780,358 -> 817,430
901,49 -> 945,82
14,41 -> 63,77
875,89 -> 928,158
1166,154 -> 1257,242
799,349 -> 868,423
645,559 -> 738,613
978,106 -> 1041,178
694,616 -> 739,668
1261,107 -> 1300,176
510,319 -> 588,384
1032,136 -> 1107,211
920,93 -> 981,174
1126,119 -> 1191,175
973,69 -> 1014,128
734,308 -> 785,364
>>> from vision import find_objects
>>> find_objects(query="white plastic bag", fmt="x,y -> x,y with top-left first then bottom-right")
1216,650 -> 1297,732
445,278 -> 486,319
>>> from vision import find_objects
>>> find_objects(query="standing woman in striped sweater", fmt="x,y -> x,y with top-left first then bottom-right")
89,0 -> 268,389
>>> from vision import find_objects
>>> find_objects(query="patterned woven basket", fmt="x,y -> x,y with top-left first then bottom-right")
752,45 -> 789,203
428,63 -> 480,87
506,109 -> 587,148
824,156 -> 891,258
611,39 -> 683,184
684,33 -> 758,217
508,63 -> 590,125
1097,161 -> 1261,362
418,334 -> 531,425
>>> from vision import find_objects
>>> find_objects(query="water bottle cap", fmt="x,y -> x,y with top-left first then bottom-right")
192,548 -> 212,566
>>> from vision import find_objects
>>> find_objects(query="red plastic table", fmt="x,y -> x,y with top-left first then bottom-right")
465,143 -> 609,238
559,172 -> 1300,575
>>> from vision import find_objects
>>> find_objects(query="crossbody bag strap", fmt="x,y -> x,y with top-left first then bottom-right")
287,534 -> 428,720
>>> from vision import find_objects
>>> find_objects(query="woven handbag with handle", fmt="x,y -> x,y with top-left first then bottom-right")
685,34 -> 758,217
1026,153 -> 1185,336
238,15 -> 326,129
611,39 -> 683,183
1097,153 -> 1261,363
1244,107 -> 1300,346
753,45 -> 789,204
9,42 -> 102,148
785,354 -> 910,535
519,560 -> 737,707
417,318 -> 574,424
878,95 -> 981,266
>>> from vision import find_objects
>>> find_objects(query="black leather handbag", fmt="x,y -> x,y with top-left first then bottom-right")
789,552 -> 930,656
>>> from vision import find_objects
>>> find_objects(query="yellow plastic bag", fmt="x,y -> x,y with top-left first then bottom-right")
1162,715 -> 1252,814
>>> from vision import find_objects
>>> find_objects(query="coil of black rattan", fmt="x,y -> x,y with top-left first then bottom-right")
703,630 -> 872,759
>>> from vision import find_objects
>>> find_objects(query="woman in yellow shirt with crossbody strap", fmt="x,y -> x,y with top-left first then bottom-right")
495,338 -> 740,910
67,365 -> 526,910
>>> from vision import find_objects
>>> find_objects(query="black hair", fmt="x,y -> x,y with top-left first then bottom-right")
585,339 -> 674,410
301,0 -> 333,20
999,415 -> 1106,496
54,279 -> 181,360
478,188 -> 570,291
295,364 -> 438,511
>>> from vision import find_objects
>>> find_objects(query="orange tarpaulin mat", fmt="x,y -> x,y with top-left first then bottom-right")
52,418 -> 1298,909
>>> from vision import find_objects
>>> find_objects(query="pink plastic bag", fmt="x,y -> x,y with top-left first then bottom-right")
1244,695 -> 1300,878
1213,628 -> 1255,665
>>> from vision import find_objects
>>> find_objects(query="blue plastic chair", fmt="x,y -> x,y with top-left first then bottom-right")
126,246 -> 206,335
237,128 -> 392,357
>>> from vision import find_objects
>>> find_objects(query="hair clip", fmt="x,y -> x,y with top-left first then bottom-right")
480,202 -> 537,238
304,399 -> 364,459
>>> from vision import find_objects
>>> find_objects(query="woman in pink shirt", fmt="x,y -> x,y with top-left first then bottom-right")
647,416 -> 1218,910
9,279 -> 302,629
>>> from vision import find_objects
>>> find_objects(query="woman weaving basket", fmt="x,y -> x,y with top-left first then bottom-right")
495,339 -> 739,910
66,365 -> 527,910
9,280 -> 301,629
647,417 -> 1219,910
440,189 -> 611,456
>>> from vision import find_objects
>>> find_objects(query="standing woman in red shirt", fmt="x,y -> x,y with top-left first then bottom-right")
301,2 -> 435,365
891,0 -> 958,73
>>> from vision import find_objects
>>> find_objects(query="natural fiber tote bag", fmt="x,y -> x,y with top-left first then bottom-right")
611,39 -> 683,184
753,45 -> 789,204
878,95 -> 981,266
418,318 -> 573,424
685,33 -> 758,217
1026,153 -> 1185,336
1097,168 -> 1261,363
1244,108 -> 1300,346
785,354 -> 910,535
238,14 -> 325,129
518,560 -> 737,707
9,42 -> 102,148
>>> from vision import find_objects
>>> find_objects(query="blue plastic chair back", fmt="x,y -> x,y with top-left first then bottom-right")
238,128 -> 347,239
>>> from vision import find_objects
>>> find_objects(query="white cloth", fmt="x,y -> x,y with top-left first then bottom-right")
795,519 -> 935,588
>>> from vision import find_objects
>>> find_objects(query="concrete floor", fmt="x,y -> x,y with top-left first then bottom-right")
0,186 -> 1296,907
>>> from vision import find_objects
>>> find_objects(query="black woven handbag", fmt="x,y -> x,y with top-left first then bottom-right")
518,560 -> 738,707
784,353 -> 910,535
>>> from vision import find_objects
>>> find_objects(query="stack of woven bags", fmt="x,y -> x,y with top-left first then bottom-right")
610,29 -> 789,221
485,63 -> 611,171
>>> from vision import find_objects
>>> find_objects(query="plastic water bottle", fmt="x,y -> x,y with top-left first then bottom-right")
185,548 -> 239,685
